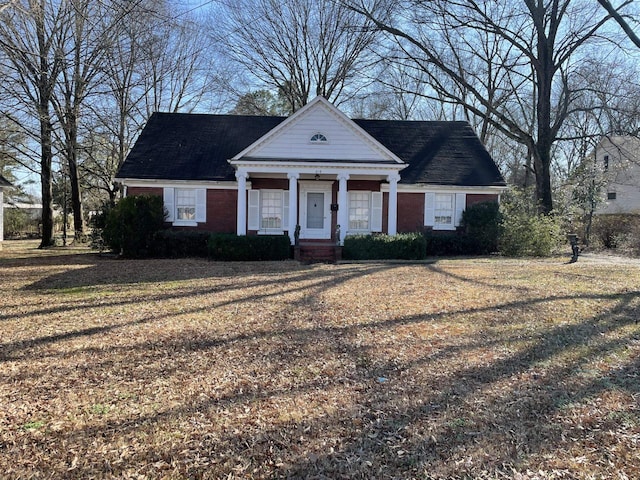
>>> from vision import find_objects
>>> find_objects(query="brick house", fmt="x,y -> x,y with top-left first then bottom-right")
0,174 -> 11,250
115,97 -> 506,256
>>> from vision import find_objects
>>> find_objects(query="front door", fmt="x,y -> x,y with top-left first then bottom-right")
300,182 -> 332,239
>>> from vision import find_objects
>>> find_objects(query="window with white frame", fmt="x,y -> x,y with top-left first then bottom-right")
163,187 -> 205,225
310,133 -> 328,143
261,190 -> 283,230
176,189 -> 196,221
349,191 -> 370,231
434,193 -> 454,226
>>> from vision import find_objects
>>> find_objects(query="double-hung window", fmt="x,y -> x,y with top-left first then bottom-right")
261,190 -> 284,231
425,192 -> 465,230
349,192 -> 370,231
176,189 -> 196,221
248,189 -> 289,233
163,187 -> 206,225
434,193 -> 454,226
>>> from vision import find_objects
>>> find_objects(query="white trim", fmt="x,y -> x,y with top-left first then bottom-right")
371,191 -> 383,233
229,161 -> 405,176
392,184 -> 506,194
118,179 -> 239,190
299,181 -> 333,240
163,187 -> 175,222
247,189 -> 260,231
455,193 -> 466,227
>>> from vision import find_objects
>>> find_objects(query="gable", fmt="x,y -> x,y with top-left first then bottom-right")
233,97 -> 402,164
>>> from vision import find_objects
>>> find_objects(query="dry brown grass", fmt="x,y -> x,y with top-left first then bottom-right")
1,240 -> 639,479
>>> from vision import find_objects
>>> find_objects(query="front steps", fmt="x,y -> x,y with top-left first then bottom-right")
294,241 -> 342,263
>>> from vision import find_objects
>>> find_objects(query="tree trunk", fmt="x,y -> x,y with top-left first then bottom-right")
39,106 -> 55,248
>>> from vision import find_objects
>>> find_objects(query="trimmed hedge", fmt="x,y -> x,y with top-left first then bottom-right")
208,233 -> 291,261
150,230 -> 211,258
423,232 -> 482,256
343,233 -> 426,260
460,201 -> 501,254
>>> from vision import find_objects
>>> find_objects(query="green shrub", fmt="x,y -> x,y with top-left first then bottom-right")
460,201 -> 501,254
103,195 -> 166,257
3,207 -> 30,237
151,230 -> 211,258
208,234 -> 291,261
342,233 -> 426,260
498,208 -> 562,257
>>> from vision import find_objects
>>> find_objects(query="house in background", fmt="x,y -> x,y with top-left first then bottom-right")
116,97 -> 506,259
594,135 -> 640,215
0,174 -> 12,250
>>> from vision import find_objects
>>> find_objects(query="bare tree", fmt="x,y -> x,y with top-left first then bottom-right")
221,0 -> 378,112
348,0 -> 625,213
0,0 -> 67,247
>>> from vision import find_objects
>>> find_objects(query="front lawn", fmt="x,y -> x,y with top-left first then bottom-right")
1,241 -> 639,479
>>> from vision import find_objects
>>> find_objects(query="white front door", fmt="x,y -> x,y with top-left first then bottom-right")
300,182 -> 332,239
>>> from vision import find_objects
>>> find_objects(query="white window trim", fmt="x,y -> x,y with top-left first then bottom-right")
163,187 -> 206,226
309,132 -> 328,144
424,192 -> 466,231
348,191 -> 371,233
247,189 -> 289,235
434,193 -> 455,230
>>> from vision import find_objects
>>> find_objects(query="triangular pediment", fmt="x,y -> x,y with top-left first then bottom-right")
231,97 -> 403,164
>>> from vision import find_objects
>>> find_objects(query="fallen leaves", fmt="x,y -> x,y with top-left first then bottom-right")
1,241 -> 639,478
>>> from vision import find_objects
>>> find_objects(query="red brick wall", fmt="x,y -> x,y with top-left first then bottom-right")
126,187 -> 163,197
397,193 -> 425,233
251,178 -> 289,190
466,194 -> 499,207
348,180 -> 381,191
126,186 -> 237,233
204,189 -> 236,233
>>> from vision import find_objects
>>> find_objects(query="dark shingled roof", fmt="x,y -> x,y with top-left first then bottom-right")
117,112 -> 506,187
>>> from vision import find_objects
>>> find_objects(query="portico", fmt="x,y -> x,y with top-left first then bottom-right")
231,162 -> 404,244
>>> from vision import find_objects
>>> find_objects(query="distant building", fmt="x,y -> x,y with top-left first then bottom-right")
594,136 -> 640,215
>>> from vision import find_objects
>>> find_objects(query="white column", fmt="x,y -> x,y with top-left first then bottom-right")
337,173 -> 349,245
236,170 -> 248,236
387,173 -> 400,236
287,173 -> 299,245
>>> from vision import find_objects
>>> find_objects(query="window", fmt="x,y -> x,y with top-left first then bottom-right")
349,192 -> 370,231
163,187 -> 205,225
310,133 -> 327,143
261,190 -> 283,230
604,155 -> 609,170
607,191 -> 617,200
176,189 -> 196,221
248,190 -> 289,233
434,193 -> 454,225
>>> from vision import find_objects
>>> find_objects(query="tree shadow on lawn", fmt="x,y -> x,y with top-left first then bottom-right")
1,262 -> 403,359
6,278 -> 640,478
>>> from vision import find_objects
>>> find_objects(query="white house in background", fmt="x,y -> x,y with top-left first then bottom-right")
594,135 -> 640,215
0,174 -> 12,249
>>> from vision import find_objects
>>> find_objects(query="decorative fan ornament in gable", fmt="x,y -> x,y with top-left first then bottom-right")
310,133 -> 328,143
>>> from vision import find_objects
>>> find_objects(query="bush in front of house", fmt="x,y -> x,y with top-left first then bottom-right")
423,232 -> 482,256
343,233 -> 427,260
497,191 -> 562,257
208,233 -> 291,261
150,230 -> 211,258
102,195 -> 166,257
460,201 -> 501,254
